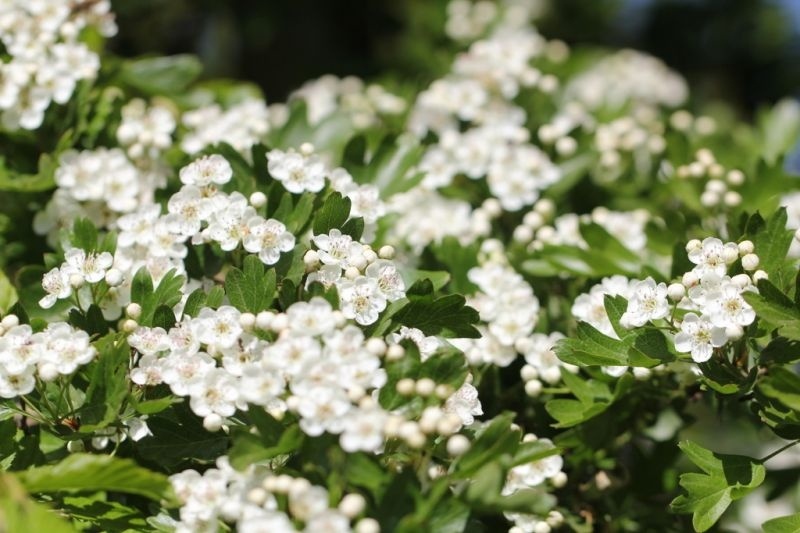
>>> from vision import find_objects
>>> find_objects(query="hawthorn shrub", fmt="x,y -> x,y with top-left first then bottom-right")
0,1 -> 799,532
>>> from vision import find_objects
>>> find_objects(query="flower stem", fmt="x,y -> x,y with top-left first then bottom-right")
760,439 -> 800,464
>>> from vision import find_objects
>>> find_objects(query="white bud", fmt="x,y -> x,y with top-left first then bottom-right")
203,414 -> 223,432
741,253 -> 759,271
533,522 -> 551,533
303,250 -> 320,268
350,255 -> 368,271
555,136 -> 577,157
632,367 -> 651,380
415,378 -> 436,397
69,273 -> 85,288
738,240 -> 754,255
255,311 -> 273,330
378,245 -> 395,259
122,319 -> 139,333
270,313 -> 289,332
726,169 -> 745,186
547,511 -> 565,527
239,312 -> 256,330
126,303 -> 142,320
366,338 -> 386,356
386,344 -> 405,361
706,179 -> 726,194
436,413 -> 463,436
688,161 -> 705,178
249,191 -> 267,208
723,191 -> 742,207
299,142 -> 315,155
523,211 -> 544,229
513,225 -> 534,243
551,471 -> 568,488
725,325 -> 743,341
731,273 -> 751,289
481,198 -> 502,217
667,283 -> 685,301
525,379 -> 543,397
419,407 -> 443,434
345,266 -> 360,280
247,487 -> 269,505
685,239 -> 702,253
446,434 -> 471,456
541,366 -> 561,385
1,314 -> 18,329
354,518 -> 381,533
521,364 -> 539,381
363,249 -> 378,264
534,198 -> 555,218
435,384 -> 453,399
700,190 -> 719,207
753,270 -> 769,283
682,271 -> 699,288
722,246 -> 740,265
339,493 -> 366,518
104,268 -> 124,287
396,378 -> 415,396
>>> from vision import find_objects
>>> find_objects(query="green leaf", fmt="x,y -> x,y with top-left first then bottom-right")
312,191 -> 352,235
455,412 -> 520,478
748,208 -> 795,285
0,154 -> 58,192
430,237 -> 479,294
78,333 -> 129,431
554,322 -> 629,367
392,291 -> 480,338
758,367 -> 800,412
15,454 -> 171,501
225,255 -> 276,313
229,424 -> 304,470
130,268 -> 185,327
182,288 -> 207,318
744,279 -> 800,326
119,55 -> 202,95
670,440 -> 766,532
545,373 -> 634,428
0,475 -> 77,533
70,218 -> 98,251
763,513 -> 800,533
759,337 -> 800,365
0,269 -> 18,315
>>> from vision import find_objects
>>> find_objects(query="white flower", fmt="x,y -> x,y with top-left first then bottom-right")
674,313 -> 727,363
162,352 -> 215,396
194,306 -> 243,351
294,386 -> 351,436
339,406 -> 387,452
128,326 -> 170,356
39,267 -> 71,308
444,382 -> 483,426
621,277 -> 669,328
0,366 -> 35,398
286,297 -> 337,336
387,326 -> 440,361
188,368 -> 239,418
338,277 -> 387,325
204,193 -> 255,251
688,237 -> 738,277
64,248 -> 113,283
365,259 -> 405,302
705,282 -> 756,328
242,217 -> 296,265
179,154 -> 233,187
38,323 -> 95,375
267,149 -> 326,194
165,185 -> 214,238
312,230 -> 362,268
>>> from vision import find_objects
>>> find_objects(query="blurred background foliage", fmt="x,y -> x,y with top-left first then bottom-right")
110,0 -> 800,115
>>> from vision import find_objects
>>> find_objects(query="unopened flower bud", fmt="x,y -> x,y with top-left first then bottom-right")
741,253 -> 759,271
667,283 -> 685,301
446,434 -> 471,456
104,268 -> 124,287
249,191 -> 267,208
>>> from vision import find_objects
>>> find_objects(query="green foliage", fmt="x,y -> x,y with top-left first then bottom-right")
670,441 -> 766,532
225,255 -> 276,313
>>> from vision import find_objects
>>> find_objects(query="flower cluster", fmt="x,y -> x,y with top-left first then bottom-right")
168,457 -> 379,533
0,315 -> 95,397
0,0 -> 116,129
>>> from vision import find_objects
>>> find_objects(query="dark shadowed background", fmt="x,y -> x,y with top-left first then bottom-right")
110,0 -> 800,115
